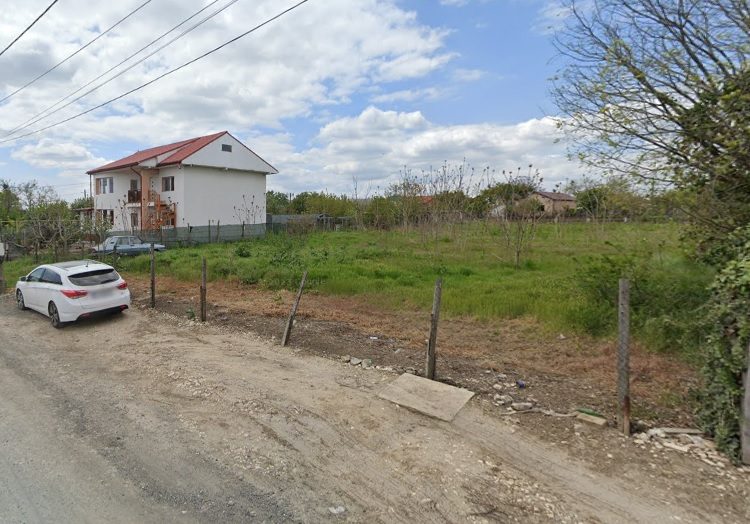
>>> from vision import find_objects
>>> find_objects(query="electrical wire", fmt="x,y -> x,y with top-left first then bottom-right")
2,0 -> 231,137
0,0 -> 153,105
0,0 -> 60,58
0,0 -> 311,145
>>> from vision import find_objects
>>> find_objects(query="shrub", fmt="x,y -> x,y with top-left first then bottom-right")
697,227 -> 750,463
573,251 -> 711,353
235,244 -> 252,258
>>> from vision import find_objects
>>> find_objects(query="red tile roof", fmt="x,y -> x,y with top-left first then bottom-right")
87,131 -> 227,174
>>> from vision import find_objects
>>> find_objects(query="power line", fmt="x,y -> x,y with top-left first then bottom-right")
2,0 -> 231,138
0,0 -> 153,105
0,0 -> 60,58
1,0 -> 312,145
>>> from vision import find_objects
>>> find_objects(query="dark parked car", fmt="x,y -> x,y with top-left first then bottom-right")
93,236 -> 166,256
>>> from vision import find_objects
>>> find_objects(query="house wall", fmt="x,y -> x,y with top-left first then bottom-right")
180,134 -> 277,173
531,194 -> 576,214
153,165 -> 185,220
181,166 -> 267,227
93,169 -> 133,231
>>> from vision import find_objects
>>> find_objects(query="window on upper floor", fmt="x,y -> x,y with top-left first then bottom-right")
162,176 -> 175,192
221,144 -> 232,152
95,177 -> 114,195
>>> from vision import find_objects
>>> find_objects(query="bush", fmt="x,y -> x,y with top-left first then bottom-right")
573,251 -> 711,353
697,227 -> 750,463
235,244 -> 252,258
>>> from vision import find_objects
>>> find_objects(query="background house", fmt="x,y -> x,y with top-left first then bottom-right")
86,131 -> 277,233
531,191 -> 576,214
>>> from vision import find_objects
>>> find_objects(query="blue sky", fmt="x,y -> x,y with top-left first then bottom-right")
0,0 -> 572,201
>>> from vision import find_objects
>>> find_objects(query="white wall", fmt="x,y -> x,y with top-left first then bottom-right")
92,169 -> 135,231
181,134 -> 277,174
182,166 -> 267,227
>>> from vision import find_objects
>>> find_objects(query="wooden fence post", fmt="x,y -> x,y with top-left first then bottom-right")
200,257 -> 207,322
150,243 -> 156,308
216,220 -> 221,242
742,340 -> 750,464
618,278 -> 631,436
208,220 -> 211,244
426,277 -> 443,380
282,271 -> 308,346
112,243 -> 118,269
0,260 -> 5,295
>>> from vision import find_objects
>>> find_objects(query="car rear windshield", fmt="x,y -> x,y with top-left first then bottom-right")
68,268 -> 120,286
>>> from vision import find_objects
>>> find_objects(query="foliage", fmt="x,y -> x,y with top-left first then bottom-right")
675,68 -> 750,258
266,190 -> 291,215
697,226 -> 750,462
0,180 -> 22,221
574,250 -> 712,352
70,195 -> 93,210
552,0 -> 749,183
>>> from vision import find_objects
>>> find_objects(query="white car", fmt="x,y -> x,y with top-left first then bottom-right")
15,260 -> 130,328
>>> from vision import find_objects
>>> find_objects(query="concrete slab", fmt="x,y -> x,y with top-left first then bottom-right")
377,373 -> 475,422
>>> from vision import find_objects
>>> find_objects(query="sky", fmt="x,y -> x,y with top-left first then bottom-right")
0,0 -> 574,202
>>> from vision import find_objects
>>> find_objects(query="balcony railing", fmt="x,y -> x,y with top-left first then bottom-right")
127,189 -> 142,204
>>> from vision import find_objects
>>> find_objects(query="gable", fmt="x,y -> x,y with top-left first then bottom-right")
177,133 -> 278,174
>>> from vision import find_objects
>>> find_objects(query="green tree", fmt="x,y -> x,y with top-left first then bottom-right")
0,180 -> 22,221
266,190 -> 290,215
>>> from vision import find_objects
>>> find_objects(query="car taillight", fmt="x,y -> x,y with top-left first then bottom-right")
117,281 -> 128,290
61,289 -> 88,299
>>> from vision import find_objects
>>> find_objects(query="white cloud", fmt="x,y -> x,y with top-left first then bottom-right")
266,107 -> 576,194
371,87 -> 443,103
0,0 -> 456,145
10,139 -> 108,170
534,0 -> 590,35
452,68 -> 486,82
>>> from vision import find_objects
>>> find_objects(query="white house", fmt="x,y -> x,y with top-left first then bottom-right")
86,131 -> 278,232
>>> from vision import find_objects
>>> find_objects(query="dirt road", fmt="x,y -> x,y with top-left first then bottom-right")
0,298 -> 745,522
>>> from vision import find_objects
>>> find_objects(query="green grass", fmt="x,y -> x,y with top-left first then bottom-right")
2,222 -> 712,350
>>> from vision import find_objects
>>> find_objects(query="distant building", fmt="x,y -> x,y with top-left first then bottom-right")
531,191 -> 576,214
86,131 -> 277,232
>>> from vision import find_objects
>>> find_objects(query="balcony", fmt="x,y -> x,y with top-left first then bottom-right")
127,189 -> 142,204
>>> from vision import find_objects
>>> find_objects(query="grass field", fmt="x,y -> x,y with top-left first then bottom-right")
2,222 -> 713,352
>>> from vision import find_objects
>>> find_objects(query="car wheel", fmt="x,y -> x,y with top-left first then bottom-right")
49,302 -> 63,329
16,290 -> 27,310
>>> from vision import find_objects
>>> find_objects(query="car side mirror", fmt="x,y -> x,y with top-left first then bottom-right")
19,276 -> 27,282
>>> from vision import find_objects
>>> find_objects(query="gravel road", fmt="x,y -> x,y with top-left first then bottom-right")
0,298 -> 740,522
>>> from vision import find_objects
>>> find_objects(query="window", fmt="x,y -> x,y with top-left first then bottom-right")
41,269 -> 62,285
162,176 -> 175,192
68,269 -> 119,286
130,179 -> 139,190
98,209 -> 114,224
221,143 -> 232,152
130,212 -> 139,228
95,177 -> 114,194
27,268 -> 45,282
